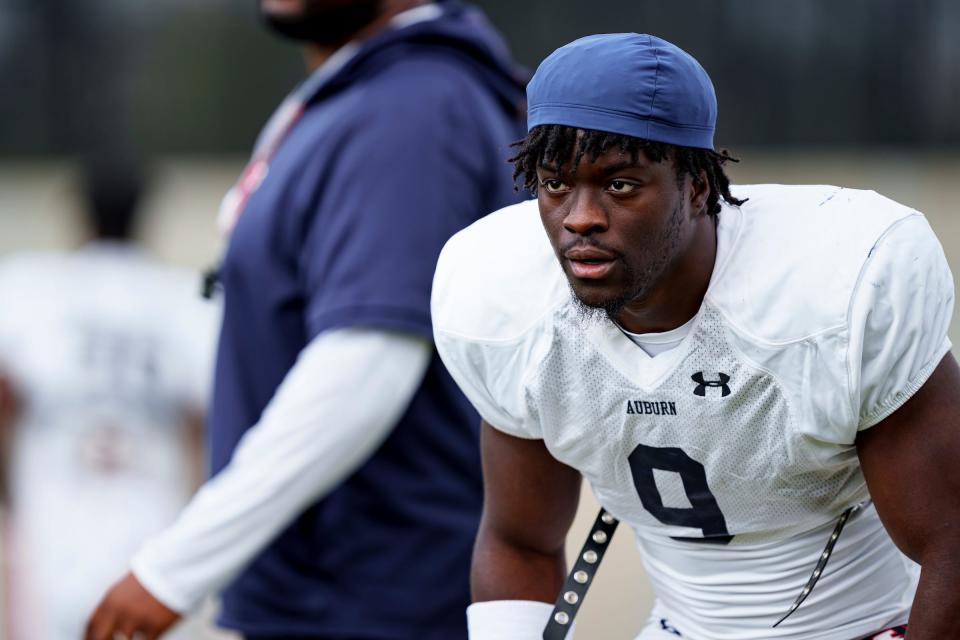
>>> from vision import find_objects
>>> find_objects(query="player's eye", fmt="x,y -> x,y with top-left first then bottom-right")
608,179 -> 638,194
539,178 -> 570,194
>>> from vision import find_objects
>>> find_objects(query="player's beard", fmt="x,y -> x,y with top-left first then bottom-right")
261,0 -> 381,45
569,201 -> 684,326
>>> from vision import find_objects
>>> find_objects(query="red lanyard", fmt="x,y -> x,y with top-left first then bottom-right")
202,99 -> 304,299
216,99 -> 305,237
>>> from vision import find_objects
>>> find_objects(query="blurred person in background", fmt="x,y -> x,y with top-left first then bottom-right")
86,1 -> 526,639
0,155 -> 218,640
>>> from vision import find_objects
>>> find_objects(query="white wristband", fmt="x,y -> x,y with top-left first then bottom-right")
467,600 -> 574,639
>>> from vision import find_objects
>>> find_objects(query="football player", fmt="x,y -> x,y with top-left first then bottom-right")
0,157 -> 218,640
432,34 -> 959,639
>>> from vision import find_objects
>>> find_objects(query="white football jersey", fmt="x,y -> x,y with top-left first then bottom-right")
432,185 -> 955,640
0,243 -> 219,640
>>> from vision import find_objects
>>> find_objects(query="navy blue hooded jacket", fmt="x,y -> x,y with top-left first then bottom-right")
209,2 -> 526,637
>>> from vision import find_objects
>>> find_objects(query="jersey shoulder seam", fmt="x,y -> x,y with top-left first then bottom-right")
434,296 -> 565,345
705,295 -> 847,347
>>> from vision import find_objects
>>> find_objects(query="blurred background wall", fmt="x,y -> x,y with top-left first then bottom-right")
0,1 -> 957,638
2,0 -> 959,155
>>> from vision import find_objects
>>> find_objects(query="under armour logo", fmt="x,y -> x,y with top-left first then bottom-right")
691,372 -> 731,397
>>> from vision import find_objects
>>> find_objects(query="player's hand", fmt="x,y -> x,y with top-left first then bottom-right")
85,572 -> 181,640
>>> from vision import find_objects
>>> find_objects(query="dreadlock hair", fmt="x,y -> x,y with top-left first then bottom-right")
510,125 -> 746,218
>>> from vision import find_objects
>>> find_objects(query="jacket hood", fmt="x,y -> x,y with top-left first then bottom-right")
308,1 -> 528,119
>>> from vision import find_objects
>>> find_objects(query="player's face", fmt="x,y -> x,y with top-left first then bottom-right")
537,145 -> 706,322
260,0 -> 380,43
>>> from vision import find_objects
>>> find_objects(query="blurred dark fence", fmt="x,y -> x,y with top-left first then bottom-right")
1,0 -> 958,156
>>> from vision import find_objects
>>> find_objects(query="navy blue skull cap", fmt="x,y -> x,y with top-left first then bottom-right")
526,33 -> 717,150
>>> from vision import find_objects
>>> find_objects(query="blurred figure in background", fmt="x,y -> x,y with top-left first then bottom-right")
0,156 -> 219,640
87,1 -> 526,639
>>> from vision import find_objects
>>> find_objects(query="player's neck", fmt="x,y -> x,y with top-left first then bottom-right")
302,0 -> 428,71
615,218 -> 717,334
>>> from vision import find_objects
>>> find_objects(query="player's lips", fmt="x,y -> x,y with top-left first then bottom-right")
564,247 -> 617,279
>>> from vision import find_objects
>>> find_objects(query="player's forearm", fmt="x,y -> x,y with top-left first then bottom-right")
131,329 -> 432,613
469,528 -> 573,639
907,543 -> 960,638
472,524 -> 567,604
0,375 -> 19,505
0,374 -> 18,431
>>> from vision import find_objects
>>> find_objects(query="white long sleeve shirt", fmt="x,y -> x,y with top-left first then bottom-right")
131,328 -> 432,613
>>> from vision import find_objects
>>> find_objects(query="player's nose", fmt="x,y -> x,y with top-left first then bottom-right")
563,190 -> 609,236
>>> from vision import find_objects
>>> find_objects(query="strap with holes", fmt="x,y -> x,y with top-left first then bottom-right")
773,503 -> 862,627
542,509 -> 619,640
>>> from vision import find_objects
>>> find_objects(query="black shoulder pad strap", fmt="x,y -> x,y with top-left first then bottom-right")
543,509 -> 619,640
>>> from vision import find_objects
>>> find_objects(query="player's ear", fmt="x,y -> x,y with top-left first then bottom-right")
689,168 -> 709,216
